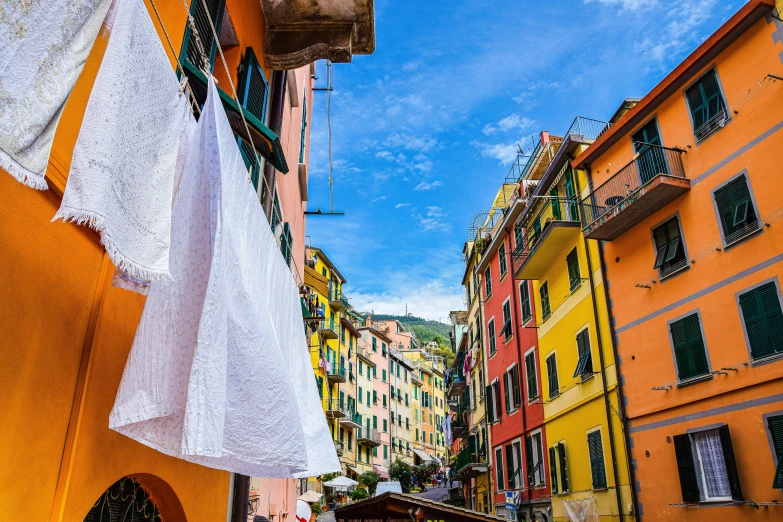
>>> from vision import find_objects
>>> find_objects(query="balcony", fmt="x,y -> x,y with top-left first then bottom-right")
453,448 -> 488,480
334,440 -> 344,456
260,0 -> 376,69
340,411 -> 363,429
327,363 -> 347,384
446,375 -> 466,398
318,317 -> 339,340
513,197 -> 581,280
325,399 -> 348,419
358,428 -> 382,447
580,144 -> 688,241
329,286 -> 347,311
451,417 -> 468,439
356,342 -> 373,364
411,372 -> 421,386
447,398 -> 459,412
301,297 -> 325,325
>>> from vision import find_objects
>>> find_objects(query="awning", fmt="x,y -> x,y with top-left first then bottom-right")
373,465 -> 390,479
347,465 -> 364,476
412,449 -> 434,462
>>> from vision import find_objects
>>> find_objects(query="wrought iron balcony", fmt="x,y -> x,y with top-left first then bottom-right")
340,411 -> 363,429
327,363 -> 347,384
358,428 -> 382,447
453,448 -> 488,479
451,417 -> 468,439
580,144 -> 688,240
329,284 -> 347,311
447,398 -> 459,412
564,116 -> 612,142
325,399 -> 348,419
318,316 -> 339,340
334,440 -> 344,456
301,297 -> 325,324
512,197 -> 581,280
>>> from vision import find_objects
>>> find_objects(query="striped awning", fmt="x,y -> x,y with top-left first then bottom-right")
373,465 -> 389,479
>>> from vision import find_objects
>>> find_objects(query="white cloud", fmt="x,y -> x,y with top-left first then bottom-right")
350,280 -> 464,322
414,180 -> 443,191
383,133 -> 441,153
482,113 -> 536,135
471,139 -> 523,165
375,150 -> 394,160
417,206 -> 451,232
372,195 -> 387,202
637,0 -> 716,65
395,203 -> 411,209
585,0 -> 655,11
402,60 -> 422,71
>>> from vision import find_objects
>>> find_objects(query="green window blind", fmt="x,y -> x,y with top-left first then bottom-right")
669,313 -> 709,381
673,433 -> 700,502
546,354 -> 559,399
503,371 -> 511,413
488,320 -> 496,354
383,419 -> 387,432
739,282 -> 783,360
486,385 -> 495,422
514,226 -> 524,250
505,444 -> 516,489
280,223 -> 293,267
685,69 -> 726,133
485,267 -> 492,297
558,442 -> 569,492
358,386 -> 363,402
382,369 -> 386,381
359,361 -> 363,375
520,281 -> 532,323
714,175 -> 758,242
550,185 -> 562,220
238,48 -> 269,123
499,244 -> 507,278
540,282 -> 551,319
495,447 -> 505,491
573,329 -> 593,377
373,415 -> 377,429
566,248 -> 581,291
564,167 -> 578,220
236,136 -> 261,190
718,426 -> 743,500
502,301 -> 512,339
631,118 -> 666,184
372,337 -> 377,351
652,218 -> 685,272
525,353 -> 537,401
299,86 -> 308,163
383,394 -> 387,407
373,447 -> 378,457
768,415 -> 783,488
587,431 -> 607,489
367,391 -> 371,404
384,445 -> 388,458
549,446 -> 559,494
181,0 -> 224,71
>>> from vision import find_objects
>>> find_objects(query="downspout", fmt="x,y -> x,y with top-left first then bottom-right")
576,167 -> 624,522
476,265 -> 494,514
261,70 -> 287,222
505,226 -> 532,522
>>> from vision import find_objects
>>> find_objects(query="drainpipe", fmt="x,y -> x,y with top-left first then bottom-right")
261,70 -> 287,222
576,168 -> 624,522
506,226 -> 532,522
230,474 -> 249,522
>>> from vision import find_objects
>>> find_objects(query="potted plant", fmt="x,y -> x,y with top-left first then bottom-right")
310,502 -> 322,522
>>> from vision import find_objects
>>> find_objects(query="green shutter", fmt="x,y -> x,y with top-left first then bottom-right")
238,48 -> 269,123
549,446 -> 559,494
547,355 -> 559,398
236,137 -> 261,190
525,355 -> 536,401
181,0 -> 225,71
673,434 -> 700,502
715,176 -> 757,240
486,385 -> 494,422
525,437 -> 533,485
670,314 -> 709,381
506,444 -> 516,489
564,167 -> 578,220
550,186 -> 561,220
566,248 -> 580,291
587,431 -> 607,489
573,330 -> 593,377
652,226 -> 668,269
558,442 -> 569,492
520,282 -> 531,323
686,70 -> 725,131
718,425 -> 743,500
503,372 -> 511,413
540,282 -> 551,319
740,283 -> 783,360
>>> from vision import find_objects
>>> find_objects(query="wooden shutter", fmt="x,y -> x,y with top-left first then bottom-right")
495,447 -> 505,490
673,434 -> 700,502
540,283 -> 550,318
520,282 -> 531,322
549,446 -> 558,494
182,0 -> 224,70
503,372 -> 511,413
770,415 -> 783,489
239,48 -> 269,123
486,385 -> 494,422
587,431 -> 607,489
506,444 -> 516,489
564,167 -> 578,220
686,82 -> 708,130
557,442 -> 569,492
547,355 -> 559,398
740,283 -> 783,360
525,437 -> 533,487
566,248 -> 580,290
652,225 -> 668,269
525,355 -> 536,401
550,186 -> 561,220
236,137 -> 261,190
670,314 -> 709,381
717,425 -> 743,500
512,365 -> 522,406
493,381 -> 502,419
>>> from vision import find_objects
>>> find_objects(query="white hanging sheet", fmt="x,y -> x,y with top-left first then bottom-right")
563,497 -> 599,522
110,77 -> 309,476
0,0 -> 112,189
54,0 -> 191,282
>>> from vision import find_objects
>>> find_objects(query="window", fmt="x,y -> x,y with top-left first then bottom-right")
499,244 -> 508,278
653,217 -> 687,277
485,267 -> 492,298
524,350 -> 538,401
486,383 -> 495,423
549,446 -> 559,494
383,394 -> 387,407
527,432 -> 545,486
488,319 -> 497,355
566,248 -> 581,291
766,415 -> 783,489
519,281 -> 532,323
502,300 -> 513,341
373,415 -> 378,429
505,444 -> 517,490
713,174 -> 759,245
631,118 -> 666,185
546,353 -> 559,400
674,426 -> 742,502
384,445 -> 388,458
372,337 -> 377,352
181,0 -> 224,72
556,442 -> 569,492
685,69 -> 728,141
359,361 -> 363,375
587,430 -> 607,490
358,386 -> 363,403
739,281 -> 783,360
279,223 -> 293,266
540,282 -> 551,320
298,86 -> 308,163
367,391 -> 371,404
573,329 -> 593,378
514,225 -> 524,250
669,313 -> 710,381
495,447 -> 505,491
383,419 -> 387,432
382,342 -> 387,356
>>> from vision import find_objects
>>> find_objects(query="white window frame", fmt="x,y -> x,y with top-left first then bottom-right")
495,446 -> 505,492
502,297 -> 513,342
519,280 -> 532,325
528,428 -> 545,487
487,317 -> 497,355
691,429 -> 733,502
506,362 -> 519,413
524,346 -> 538,403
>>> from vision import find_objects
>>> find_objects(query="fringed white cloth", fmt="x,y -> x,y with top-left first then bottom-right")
110,78 -> 320,476
563,497 -> 599,522
0,0 -> 112,189
54,0 -> 191,281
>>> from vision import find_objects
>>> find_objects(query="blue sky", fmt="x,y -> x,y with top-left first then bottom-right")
305,0 -> 740,322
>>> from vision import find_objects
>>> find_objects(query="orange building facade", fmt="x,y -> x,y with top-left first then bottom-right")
0,0 -> 374,520
574,1 -> 783,519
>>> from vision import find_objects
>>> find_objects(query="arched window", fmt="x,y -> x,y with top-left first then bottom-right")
84,477 -> 161,522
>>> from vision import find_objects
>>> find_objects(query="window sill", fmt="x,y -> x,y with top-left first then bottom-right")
659,262 -> 690,282
676,374 -> 713,387
579,372 -> 596,383
722,224 -> 763,250
751,351 -> 783,367
542,313 -> 551,322
569,281 -> 582,294
548,392 -> 560,401
528,396 -> 541,405
503,335 -> 514,344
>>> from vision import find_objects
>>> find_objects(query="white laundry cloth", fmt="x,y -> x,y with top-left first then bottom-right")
563,497 -> 599,522
0,0 -> 112,189
54,0 -> 191,281
110,78 -> 309,476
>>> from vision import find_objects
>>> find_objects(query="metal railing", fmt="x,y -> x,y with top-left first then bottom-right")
334,440 -> 343,455
325,399 -> 348,414
320,316 -> 339,334
579,143 -> 686,229
454,447 -> 487,472
512,197 -> 579,274
327,363 -> 347,381
356,343 -> 372,362
565,116 -> 611,142
358,428 -> 382,443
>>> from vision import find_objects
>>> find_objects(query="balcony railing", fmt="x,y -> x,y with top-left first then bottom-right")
324,399 -> 348,418
327,363 -> 347,383
580,144 -> 688,240
564,116 -> 612,142
340,411 -> 362,429
454,447 -> 487,472
512,197 -> 580,279
334,440 -> 343,456
358,428 -> 382,445
318,316 -> 339,339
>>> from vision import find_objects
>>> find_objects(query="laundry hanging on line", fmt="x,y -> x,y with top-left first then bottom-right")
0,0 -> 113,189
54,0 -> 193,283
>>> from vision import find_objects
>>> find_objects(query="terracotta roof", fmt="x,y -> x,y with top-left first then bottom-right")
334,492 -> 506,522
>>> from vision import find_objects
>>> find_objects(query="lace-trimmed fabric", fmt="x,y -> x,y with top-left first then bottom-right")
0,0 -> 112,189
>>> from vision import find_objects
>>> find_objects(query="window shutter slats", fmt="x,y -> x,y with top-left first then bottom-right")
496,448 -> 505,491
239,48 -> 269,123
587,431 -> 607,489
184,0 -> 223,70
760,284 -> 783,353
558,442 -> 569,492
504,372 -> 511,413
768,415 -> 783,458
525,436 -> 533,486
486,385 -> 494,422
685,315 -> 709,377
506,444 -> 515,489
740,283 -> 783,360
547,356 -> 559,398
549,446 -> 558,494
673,433 -> 700,502
718,425 -> 743,500
685,83 -> 706,129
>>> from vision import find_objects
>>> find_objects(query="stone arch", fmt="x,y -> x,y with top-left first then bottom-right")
83,474 -> 187,522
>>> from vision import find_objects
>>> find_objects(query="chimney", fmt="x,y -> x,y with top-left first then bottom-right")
540,130 -> 550,145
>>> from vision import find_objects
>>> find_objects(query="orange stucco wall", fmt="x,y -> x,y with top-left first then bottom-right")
583,13 -> 783,519
1,0 -> 313,519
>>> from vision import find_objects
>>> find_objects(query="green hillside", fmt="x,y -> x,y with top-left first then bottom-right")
371,314 -> 451,343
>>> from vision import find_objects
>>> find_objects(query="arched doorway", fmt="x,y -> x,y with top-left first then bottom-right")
84,477 -> 161,522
